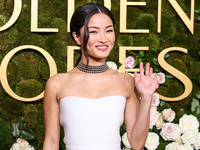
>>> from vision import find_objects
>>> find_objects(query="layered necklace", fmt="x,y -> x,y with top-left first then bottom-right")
77,61 -> 109,74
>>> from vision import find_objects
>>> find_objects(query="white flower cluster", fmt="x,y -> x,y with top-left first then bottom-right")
160,114 -> 200,150
10,138 -> 34,150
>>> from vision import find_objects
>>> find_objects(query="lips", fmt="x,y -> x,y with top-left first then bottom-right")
95,45 -> 109,51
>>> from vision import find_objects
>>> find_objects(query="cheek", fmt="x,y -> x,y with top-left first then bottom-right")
87,35 -> 97,46
108,34 -> 115,44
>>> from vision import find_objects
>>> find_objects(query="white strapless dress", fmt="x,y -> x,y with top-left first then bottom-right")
59,95 -> 127,150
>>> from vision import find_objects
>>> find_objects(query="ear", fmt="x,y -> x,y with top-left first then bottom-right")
72,32 -> 81,45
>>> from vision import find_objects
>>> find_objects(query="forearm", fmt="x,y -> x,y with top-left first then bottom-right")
130,95 -> 152,149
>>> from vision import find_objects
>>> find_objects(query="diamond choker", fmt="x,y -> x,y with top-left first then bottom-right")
76,61 -> 109,74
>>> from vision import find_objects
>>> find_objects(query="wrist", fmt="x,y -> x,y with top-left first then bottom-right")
140,94 -> 153,99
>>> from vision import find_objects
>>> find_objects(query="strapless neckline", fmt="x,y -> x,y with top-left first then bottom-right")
59,95 -> 126,101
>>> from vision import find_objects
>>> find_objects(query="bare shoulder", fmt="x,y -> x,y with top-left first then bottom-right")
44,73 -> 71,99
117,72 -> 135,85
46,73 -> 69,88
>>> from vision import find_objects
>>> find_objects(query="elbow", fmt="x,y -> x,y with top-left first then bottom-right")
129,137 -> 146,150
130,143 -> 145,150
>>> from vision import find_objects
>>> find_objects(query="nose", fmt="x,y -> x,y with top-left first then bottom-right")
98,32 -> 107,43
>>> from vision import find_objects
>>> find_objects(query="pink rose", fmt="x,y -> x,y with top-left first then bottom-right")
151,93 -> 160,107
149,107 -> 160,129
162,108 -> 175,122
156,72 -> 165,84
125,56 -> 135,68
160,123 -> 182,141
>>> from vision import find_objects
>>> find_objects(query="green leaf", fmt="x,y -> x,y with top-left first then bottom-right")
115,61 -> 122,69
198,16 -> 200,21
160,100 -> 165,106
191,98 -> 200,112
179,108 -> 186,116
196,106 -> 200,115
163,77 -> 169,86
195,5 -> 200,13
152,58 -> 159,66
18,117 -> 24,130
20,130 -> 34,140
134,56 -> 139,66
12,123 -> 20,137
139,51 -> 145,57
195,91 -> 200,99
165,74 -> 174,79
164,53 -> 170,58
198,51 -> 200,56
139,58 -> 142,63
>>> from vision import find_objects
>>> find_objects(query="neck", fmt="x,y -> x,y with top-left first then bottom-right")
80,55 -> 106,66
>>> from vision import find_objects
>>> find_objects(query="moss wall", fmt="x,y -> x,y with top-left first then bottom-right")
0,0 -> 200,149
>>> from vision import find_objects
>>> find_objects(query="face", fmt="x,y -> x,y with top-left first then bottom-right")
74,13 -> 115,60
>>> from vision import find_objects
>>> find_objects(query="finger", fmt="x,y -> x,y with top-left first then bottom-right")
156,83 -> 159,89
150,67 -> 153,77
154,73 -> 157,79
145,63 -> 150,76
139,62 -> 144,78
134,71 -> 139,81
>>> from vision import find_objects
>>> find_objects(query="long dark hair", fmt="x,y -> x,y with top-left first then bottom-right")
70,3 -> 115,66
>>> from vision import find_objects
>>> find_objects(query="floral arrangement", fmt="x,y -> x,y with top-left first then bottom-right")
107,57 -> 200,150
10,117 -> 35,150
10,138 -> 34,150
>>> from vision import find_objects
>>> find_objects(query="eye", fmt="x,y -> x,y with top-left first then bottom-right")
106,29 -> 113,33
89,30 -> 97,34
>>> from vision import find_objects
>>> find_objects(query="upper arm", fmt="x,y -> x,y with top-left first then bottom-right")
43,76 -> 61,149
124,74 -> 140,140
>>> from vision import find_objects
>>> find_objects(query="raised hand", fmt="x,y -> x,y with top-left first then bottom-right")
134,62 -> 158,98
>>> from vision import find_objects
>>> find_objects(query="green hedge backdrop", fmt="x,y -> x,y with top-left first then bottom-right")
0,0 -> 200,149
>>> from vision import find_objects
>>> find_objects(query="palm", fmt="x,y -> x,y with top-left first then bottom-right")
134,62 -> 158,96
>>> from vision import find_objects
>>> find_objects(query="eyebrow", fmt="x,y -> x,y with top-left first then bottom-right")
88,25 -> 113,29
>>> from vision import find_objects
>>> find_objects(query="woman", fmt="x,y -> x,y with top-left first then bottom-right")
43,3 -> 158,150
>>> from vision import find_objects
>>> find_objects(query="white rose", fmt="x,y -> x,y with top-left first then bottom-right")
10,143 -> 21,150
156,114 -> 164,130
152,93 -> 160,107
145,132 -> 159,150
17,138 -> 29,148
165,142 -> 180,150
122,132 -> 131,148
194,133 -> 200,150
160,123 -> 182,141
156,72 -> 165,84
162,108 -> 176,122
179,115 -> 199,133
149,107 -> 160,129
122,148 -> 131,150
106,61 -> 117,70
179,143 -> 194,150
175,136 -> 183,145
24,145 -> 35,150
182,130 -> 198,145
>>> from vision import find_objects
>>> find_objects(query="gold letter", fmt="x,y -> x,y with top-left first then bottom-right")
67,0 -> 112,32
157,0 -> 161,33
67,46 -> 80,71
120,0 -> 149,33
119,46 -> 149,73
0,45 -> 57,102
158,0 -> 194,34
0,0 -> 22,32
31,0 -> 58,32
157,47 -> 193,101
